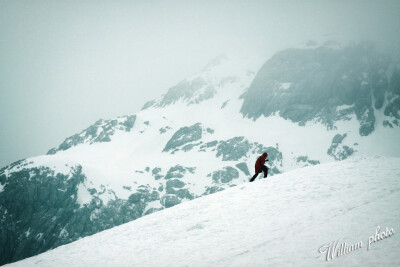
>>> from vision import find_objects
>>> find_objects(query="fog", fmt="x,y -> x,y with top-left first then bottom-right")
1,0 -> 399,168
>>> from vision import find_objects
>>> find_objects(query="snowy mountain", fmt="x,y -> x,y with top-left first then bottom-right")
5,156 -> 400,266
1,41 -> 400,265
241,42 -> 400,136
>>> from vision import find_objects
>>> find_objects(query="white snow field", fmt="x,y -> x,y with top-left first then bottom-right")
7,155 -> 400,266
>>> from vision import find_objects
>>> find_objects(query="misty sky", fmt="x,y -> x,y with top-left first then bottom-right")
1,0 -> 400,168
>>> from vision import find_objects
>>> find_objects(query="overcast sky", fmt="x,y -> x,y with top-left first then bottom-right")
1,0 -> 399,168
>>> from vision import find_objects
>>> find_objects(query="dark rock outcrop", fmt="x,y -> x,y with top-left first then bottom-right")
327,134 -> 355,160
47,115 -> 136,154
210,167 -> 239,184
240,42 -> 395,136
163,123 -> 203,152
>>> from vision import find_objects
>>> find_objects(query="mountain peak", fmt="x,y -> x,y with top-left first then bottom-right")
141,53 -> 252,110
202,53 -> 229,72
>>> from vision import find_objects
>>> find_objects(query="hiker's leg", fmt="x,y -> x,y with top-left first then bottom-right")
262,165 -> 268,178
250,172 -> 259,182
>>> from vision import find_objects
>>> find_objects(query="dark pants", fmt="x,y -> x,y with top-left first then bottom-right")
250,165 -> 268,182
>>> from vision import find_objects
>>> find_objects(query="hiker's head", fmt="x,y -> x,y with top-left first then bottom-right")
262,152 -> 268,157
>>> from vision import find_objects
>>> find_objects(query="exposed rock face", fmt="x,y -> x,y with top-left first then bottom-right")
235,162 -> 250,176
327,134 -> 355,160
240,43 -> 397,136
164,165 -> 196,179
210,166 -> 239,184
216,137 -> 250,161
0,163 -> 167,265
163,123 -> 203,152
47,115 -> 136,154
0,165 -> 87,264
296,156 -> 320,167
383,65 -> 400,128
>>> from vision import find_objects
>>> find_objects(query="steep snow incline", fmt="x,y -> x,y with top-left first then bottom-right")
8,156 -> 400,266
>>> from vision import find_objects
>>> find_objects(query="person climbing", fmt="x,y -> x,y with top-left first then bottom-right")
250,152 -> 269,182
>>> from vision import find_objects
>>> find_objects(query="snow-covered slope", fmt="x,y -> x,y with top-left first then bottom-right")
7,156 -> 400,266
1,42 -> 400,265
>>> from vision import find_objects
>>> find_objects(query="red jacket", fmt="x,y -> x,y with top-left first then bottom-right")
255,153 -> 268,173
